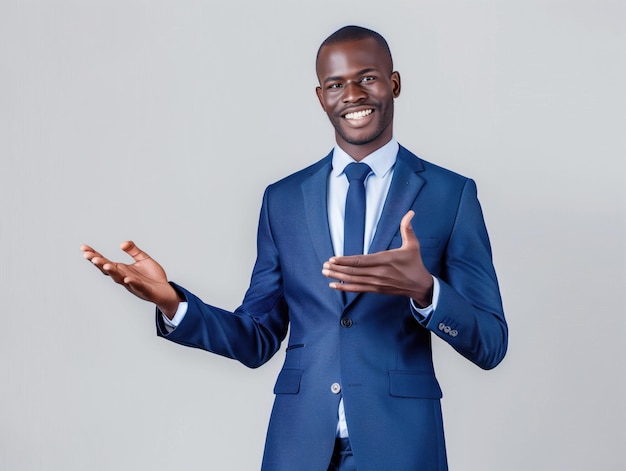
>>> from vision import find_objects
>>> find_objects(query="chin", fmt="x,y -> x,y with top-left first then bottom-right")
338,128 -> 385,147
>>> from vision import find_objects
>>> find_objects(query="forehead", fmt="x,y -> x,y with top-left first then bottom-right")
316,38 -> 392,80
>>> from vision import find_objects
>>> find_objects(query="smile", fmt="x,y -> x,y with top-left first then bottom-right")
343,109 -> 373,120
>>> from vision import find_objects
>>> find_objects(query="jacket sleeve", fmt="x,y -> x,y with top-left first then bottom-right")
420,178 -> 508,370
156,188 -> 290,369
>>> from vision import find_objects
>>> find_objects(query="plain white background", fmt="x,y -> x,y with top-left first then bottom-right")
1,1 -> 624,469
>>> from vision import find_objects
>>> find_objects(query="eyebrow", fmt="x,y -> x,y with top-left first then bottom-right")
322,67 -> 380,84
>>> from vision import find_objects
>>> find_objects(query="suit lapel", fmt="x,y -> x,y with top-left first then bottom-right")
301,154 -> 335,266
301,154 -> 345,307
369,146 -> 425,254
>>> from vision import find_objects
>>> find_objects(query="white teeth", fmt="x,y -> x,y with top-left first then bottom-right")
344,109 -> 373,120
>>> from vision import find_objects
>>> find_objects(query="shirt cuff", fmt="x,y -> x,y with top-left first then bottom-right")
410,277 -> 440,321
160,302 -> 189,332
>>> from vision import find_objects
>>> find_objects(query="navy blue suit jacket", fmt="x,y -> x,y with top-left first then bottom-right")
157,145 -> 507,471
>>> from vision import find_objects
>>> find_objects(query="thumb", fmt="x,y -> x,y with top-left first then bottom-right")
120,240 -> 150,262
399,210 -> 419,249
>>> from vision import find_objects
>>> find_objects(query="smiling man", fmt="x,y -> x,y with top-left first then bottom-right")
82,26 -> 507,471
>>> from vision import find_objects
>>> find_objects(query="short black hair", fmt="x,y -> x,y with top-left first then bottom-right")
316,25 -> 393,69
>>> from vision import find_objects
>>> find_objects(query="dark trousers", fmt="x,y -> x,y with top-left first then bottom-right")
327,437 -> 356,471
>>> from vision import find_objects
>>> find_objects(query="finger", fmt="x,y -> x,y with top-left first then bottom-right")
323,264 -> 384,284
81,244 -> 103,260
121,241 -> 150,262
326,251 -> 394,268
323,262 -> 366,277
90,255 -> 112,266
83,250 -> 97,262
399,210 -> 419,249
101,261 -> 134,284
329,281 -> 360,292
86,252 -> 118,275
328,280 -> 385,293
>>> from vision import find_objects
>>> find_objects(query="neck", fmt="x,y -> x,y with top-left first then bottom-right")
336,134 -> 393,161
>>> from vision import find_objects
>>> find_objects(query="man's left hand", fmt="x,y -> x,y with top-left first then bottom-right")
322,210 -> 434,307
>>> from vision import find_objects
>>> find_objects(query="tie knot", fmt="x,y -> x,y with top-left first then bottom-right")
344,162 -> 371,183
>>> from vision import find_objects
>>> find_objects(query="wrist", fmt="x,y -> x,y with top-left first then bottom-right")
157,285 -> 182,320
410,277 -> 434,308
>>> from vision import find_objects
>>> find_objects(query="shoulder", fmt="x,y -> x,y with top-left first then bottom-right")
265,152 -> 333,192
398,145 -> 471,187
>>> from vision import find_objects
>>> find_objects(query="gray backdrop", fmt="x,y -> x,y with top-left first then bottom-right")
1,0 -> 624,469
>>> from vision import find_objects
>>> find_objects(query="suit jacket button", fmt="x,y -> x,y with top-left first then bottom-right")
331,383 -> 341,394
438,322 -> 446,331
450,330 -> 458,337
340,317 -> 353,328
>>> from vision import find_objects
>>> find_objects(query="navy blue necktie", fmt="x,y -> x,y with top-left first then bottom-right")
343,162 -> 372,257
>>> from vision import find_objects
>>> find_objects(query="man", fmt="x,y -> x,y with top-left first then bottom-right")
82,26 -> 507,471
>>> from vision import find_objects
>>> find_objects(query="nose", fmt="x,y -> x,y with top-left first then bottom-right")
342,80 -> 366,103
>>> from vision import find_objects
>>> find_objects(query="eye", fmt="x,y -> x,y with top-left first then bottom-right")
360,76 -> 376,83
328,83 -> 343,89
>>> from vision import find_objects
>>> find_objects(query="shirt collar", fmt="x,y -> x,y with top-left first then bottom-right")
331,138 -> 399,179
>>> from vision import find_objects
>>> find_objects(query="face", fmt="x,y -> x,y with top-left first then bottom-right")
316,38 -> 401,160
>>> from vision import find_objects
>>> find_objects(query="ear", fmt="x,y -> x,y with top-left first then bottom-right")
315,86 -> 327,111
391,71 -> 401,98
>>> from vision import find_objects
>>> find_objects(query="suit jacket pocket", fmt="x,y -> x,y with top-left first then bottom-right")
273,368 -> 303,394
389,371 -> 443,399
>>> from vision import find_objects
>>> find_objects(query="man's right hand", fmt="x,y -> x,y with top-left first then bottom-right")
81,241 -> 181,319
